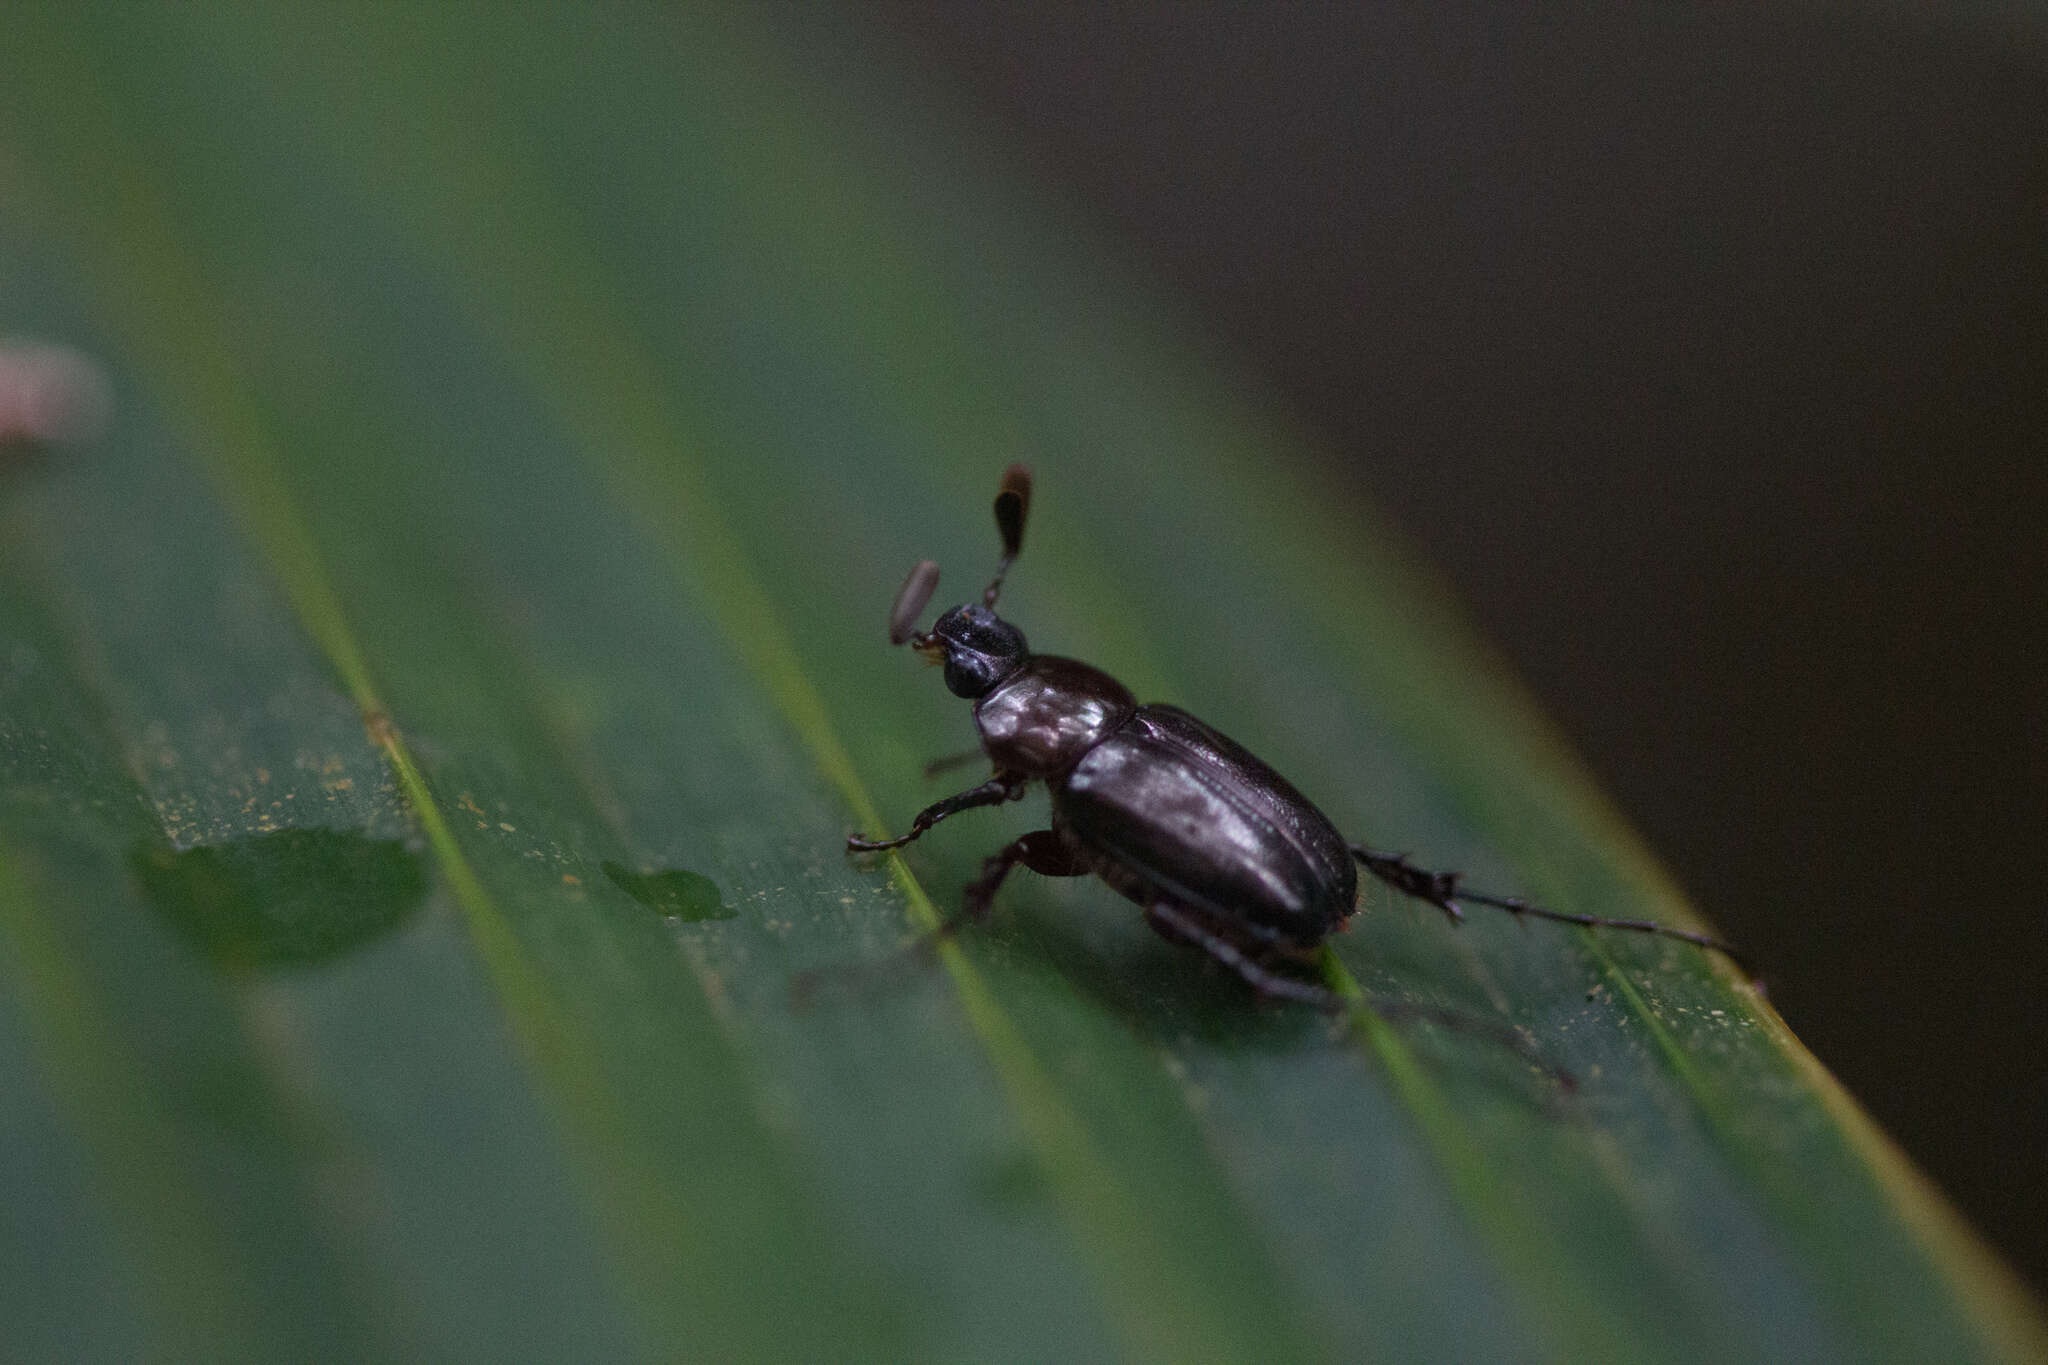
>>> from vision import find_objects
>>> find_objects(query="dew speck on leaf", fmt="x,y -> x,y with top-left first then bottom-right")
130,827 -> 428,970
601,859 -> 733,922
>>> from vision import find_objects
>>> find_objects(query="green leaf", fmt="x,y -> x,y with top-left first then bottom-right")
0,5 -> 2040,1361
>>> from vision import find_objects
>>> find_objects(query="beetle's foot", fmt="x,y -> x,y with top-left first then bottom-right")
847,831 -> 913,853
959,883 -> 1000,922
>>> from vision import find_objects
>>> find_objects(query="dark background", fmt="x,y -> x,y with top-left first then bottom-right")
831,3 -> 2048,1290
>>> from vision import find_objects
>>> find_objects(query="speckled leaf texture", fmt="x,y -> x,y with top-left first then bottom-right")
0,6 -> 2040,1363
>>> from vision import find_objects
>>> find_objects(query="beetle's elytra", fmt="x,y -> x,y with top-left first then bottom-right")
849,466 -> 1748,1007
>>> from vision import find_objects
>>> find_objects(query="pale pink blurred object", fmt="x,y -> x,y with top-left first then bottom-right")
0,341 -> 111,448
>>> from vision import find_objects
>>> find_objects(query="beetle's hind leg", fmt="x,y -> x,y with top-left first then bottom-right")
1146,901 -> 1578,1087
1144,900 -> 1341,1011
1350,844 -> 1753,974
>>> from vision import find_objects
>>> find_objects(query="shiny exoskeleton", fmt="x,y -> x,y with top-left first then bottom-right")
850,466 -> 1748,1006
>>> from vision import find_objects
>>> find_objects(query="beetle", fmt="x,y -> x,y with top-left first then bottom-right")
848,465 -> 1748,1008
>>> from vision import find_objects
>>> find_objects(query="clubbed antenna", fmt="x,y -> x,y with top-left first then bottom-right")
888,560 -> 941,645
983,463 -> 1033,607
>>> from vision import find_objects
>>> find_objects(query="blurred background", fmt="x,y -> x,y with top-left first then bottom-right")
801,2 -> 2048,1289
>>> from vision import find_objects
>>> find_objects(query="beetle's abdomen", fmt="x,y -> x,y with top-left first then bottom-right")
1052,705 -> 1356,943
975,656 -> 1137,777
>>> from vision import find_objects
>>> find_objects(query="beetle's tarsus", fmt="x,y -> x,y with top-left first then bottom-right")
1360,996 -> 1580,1092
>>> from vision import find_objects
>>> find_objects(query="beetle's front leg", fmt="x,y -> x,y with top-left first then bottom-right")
847,773 -> 1026,852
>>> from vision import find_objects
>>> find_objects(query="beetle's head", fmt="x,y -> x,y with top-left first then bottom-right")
918,602 -> 1028,698
883,464 -> 1035,700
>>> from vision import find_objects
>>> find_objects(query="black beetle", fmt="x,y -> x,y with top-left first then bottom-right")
850,465 -> 1747,1007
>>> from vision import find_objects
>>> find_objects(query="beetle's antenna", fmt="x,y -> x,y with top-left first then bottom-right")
888,560 -> 941,645
983,463 -> 1033,607
1351,847 -> 1757,978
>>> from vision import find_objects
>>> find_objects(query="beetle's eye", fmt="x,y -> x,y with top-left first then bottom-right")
942,649 -> 1002,699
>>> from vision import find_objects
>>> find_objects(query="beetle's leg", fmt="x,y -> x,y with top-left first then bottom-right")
796,828 -> 1078,1008
1144,901 -> 1577,1084
1141,897 -> 1302,954
847,774 -> 1026,852
1349,847 -> 1466,924
956,829 -> 1087,927
1145,900 -> 1342,1011
1350,845 -> 1754,975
